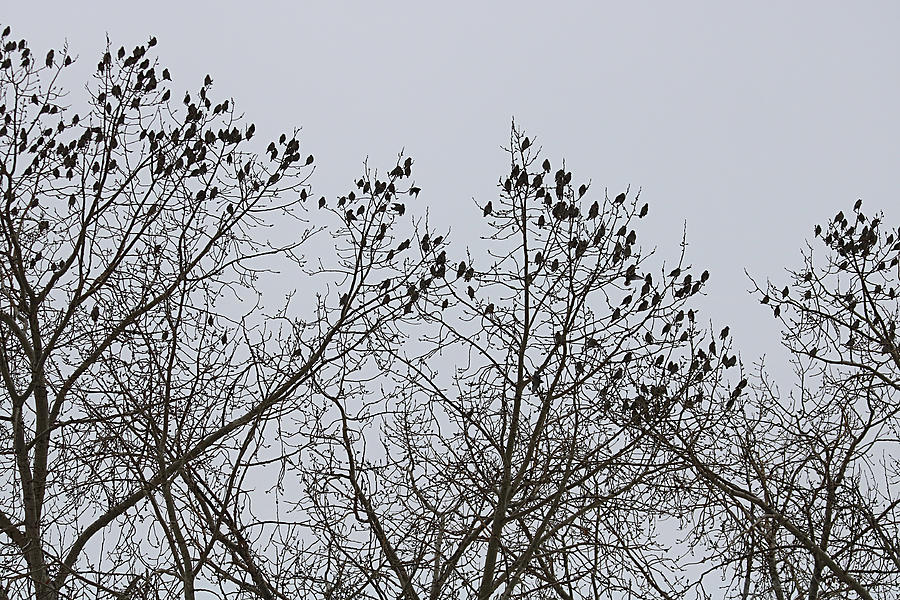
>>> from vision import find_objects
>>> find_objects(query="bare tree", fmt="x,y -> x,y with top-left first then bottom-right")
293,125 -> 731,600
655,200 -> 900,600
0,27 -> 428,599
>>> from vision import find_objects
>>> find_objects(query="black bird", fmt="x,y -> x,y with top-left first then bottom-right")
391,203 -> 406,215
668,267 -> 681,278
45,49 -> 54,67
615,192 -> 626,204
457,261 -> 466,279
467,285 -> 475,299
814,224 -> 822,236
483,201 -> 492,217
537,215 -> 546,228
441,299 -> 449,310
542,159 -> 551,172
520,137 -> 530,151
638,203 -> 648,218
409,186 -> 421,197
550,258 -> 559,271
345,210 -> 356,222
464,267 -> 474,281
552,202 -> 567,221
90,305 -> 99,322
700,270 -> 709,282
588,201 -> 599,220
782,286 -> 789,298
485,303 -> 494,315
720,326 -> 729,340
531,372 -> 542,392
534,252 -> 543,265
318,197 -> 326,209
854,198 -> 862,210
578,184 -> 587,198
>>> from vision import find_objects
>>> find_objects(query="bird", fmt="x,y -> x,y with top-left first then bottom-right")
588,201 -> 599,220
441,299 -> 449,310
537,215 -> 546,228
483,201 -> 493,217
464,267 -> 474,281
542,159 -> 551,172
615,192 -> 626,204
90,305 -> 100,322
391,203 -> 405,215
467,286 -> 475,299
639,203 -> 648,218
45,49 -> 54,67
318,197 -> 326,209
485,303 -> 494,315
720,326 -> 729,340
457,261 -> 466,279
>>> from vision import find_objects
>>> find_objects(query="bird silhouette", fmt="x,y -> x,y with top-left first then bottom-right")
638,203 -> 648,218
318,197 -> 326,209
467,286 -> 475,299
588,201 -> 599,220
483,201 -> 492,217
90,305 -> 99,322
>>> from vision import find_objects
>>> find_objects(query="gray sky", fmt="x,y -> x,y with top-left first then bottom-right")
8,1 -> 900,370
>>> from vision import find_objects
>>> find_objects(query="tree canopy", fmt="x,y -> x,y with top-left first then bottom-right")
0,26 -> 897,600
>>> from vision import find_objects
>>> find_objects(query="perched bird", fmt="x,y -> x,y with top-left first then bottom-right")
391,203 -> 405,215
483,201 -> 493,217
638,203 -> 648,218
441,299 -> 449,310
467,285 -> 475,299
537,215 -> 546,228
45,49 -> 54,67
485,303 -> 494,315
615,192 -> 626,204
588,201 -> 599,220
464,267 -> 474,281
318,197 -> 326,209
542,159 -> 551,172
457,261 -> 466,279
90,305 -> 100,322
720,326 -> 729,340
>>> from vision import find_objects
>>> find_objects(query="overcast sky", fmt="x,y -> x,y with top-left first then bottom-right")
7,1 -> 899,372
